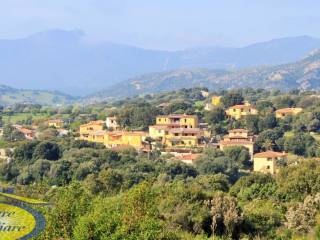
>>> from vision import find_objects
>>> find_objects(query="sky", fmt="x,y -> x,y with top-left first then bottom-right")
1,0 -> 320,50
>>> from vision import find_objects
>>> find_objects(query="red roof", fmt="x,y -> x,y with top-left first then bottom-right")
229,104 -> 256,110
220,140 -> 253,145
176,154 -> 202,161
157,114 -> 197,119
229,128 -> 249,133
275,108 -> 302,114
149,125 -> 169,130
254,151 -> 287,158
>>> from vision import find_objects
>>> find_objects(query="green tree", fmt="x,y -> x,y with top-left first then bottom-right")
204,107 -> 226,125
207,193 -> 243,238
223,146 -> 251,168
221,92 -> 244,108
33,141 -> 62,161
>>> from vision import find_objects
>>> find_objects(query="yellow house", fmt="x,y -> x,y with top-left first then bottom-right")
156,114 -> 198,128
165,128 -> 203,148
150,114 -> 206,149
48,119 -> 64,128
275,108 -> 303,119
79,120 -> 105,141
149,125 -> 169,143
219,129 -> 255,158
89,131 -> 106,144
205,96 -> 222,110
253,151 -> 287,174
226,103 -> 258,120
212,96 -> 222,106
104,131 -> 147,149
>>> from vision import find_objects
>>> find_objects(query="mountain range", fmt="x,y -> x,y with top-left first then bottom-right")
1,29 -> 320,95
92,49 -> 320,100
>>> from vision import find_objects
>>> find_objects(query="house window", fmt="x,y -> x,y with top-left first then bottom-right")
266,166 -> 270,169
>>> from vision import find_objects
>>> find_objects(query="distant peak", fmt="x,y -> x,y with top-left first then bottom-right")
28,29 -> 85,43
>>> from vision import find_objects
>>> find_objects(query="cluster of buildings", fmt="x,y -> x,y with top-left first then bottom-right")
79,114 -> 211,152
0,95 -> 301,175
80,120 -> 149,150
0,118 -> 67,141
79,115 -> 290,175
76,96 -> 305,175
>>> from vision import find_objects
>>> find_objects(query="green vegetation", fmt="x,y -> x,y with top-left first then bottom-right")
0,85 -> 76,106
1,88 -> 320,239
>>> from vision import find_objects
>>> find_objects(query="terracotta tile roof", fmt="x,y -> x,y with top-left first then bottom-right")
229,104 -> 256,110
107,131 -> 147,137
176,154 -> 202,161
275,108 -> 303,114
157,114 -> 197,119
229,128 -> 249,133
149,125 -> 169,130
19,128 -> 34,134
220,140 -> 254,145
254,151 -> 287,158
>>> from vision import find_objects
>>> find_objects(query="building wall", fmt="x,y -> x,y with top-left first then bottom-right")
229,131 -> 249,138
253,157 -> 277,174
226,107 -> 258,120
48,121 -> 64,128
179,117 -> 198,128
149,126 -> 166,142
211,96 -> 222,106
79,122 -> 104,140
156,116 -> 198,128
275,108 -> 303,119
104,132 -> 146,149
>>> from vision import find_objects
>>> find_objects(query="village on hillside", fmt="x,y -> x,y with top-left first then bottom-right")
1,88 -> 320,238
77,94 -> 304,175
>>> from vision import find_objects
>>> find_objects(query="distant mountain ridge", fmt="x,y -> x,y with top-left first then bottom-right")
0,85 -> 76,106
1,29 -> 320,95
91,49 -> 320,100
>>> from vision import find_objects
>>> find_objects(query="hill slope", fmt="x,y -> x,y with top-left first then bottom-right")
93,50 -> 320,100
0,85 -> 76,106
1,30 -> 320,95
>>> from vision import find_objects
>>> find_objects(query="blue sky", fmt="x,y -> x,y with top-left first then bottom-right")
1,0 -> 320,50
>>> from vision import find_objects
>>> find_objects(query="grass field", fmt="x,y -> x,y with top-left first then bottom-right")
1,113 -> 72,124
2,113 -> 48,123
